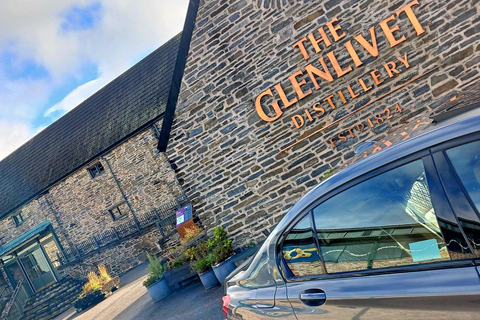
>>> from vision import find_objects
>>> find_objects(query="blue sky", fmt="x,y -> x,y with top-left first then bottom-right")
0,0 -> 189,159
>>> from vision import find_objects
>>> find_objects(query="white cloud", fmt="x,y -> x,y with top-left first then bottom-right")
0,121 -> 37,161
44,77 -> 108,117
0,0 -> 190,159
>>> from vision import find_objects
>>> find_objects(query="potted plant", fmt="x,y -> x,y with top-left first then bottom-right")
209,227 -> 236,284
143,252 -> 172,302
74,271 -> 105,311
185,241 -> 219,290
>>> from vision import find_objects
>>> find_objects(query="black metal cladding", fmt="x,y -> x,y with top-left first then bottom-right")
157,0 -> 201,152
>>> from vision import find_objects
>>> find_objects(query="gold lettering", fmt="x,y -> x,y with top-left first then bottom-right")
292,37 -> 310,60
326,17 -> 346,42
324,94 -> 336,109
346,128 -> 355,138
397,52 -> 410,68
292,115 -> 304,129
344,40 -> 363,67
305,57 -> 334,89
338,132 -> 347,142
307,27 -> 332,53
384,61 -> 400,77
354,26 -> 379,57
338,90 -> 347,103
327,51 -> 352,78
274,83 -> 298,108
313,103 -> 325,116
255,89 -> 283,122
356,123 -> 365,131
329,138 -> 337,148
379,15 -> 406,48
305,109 -> 314,121
370,69 -> 383,85
288,70 -> 312,100
396,0 -> 424,36
347,85 -> 359,99
358,78 -> 372,92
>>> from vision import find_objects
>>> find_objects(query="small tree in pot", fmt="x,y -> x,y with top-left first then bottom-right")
208,227 -> 236,284
185,241 -> 219,290
143,252 -> 172,302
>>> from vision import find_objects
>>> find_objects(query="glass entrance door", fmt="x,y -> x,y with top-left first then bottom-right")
19,247 -> 55,292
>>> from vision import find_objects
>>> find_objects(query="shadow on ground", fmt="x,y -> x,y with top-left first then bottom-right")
54,262 -> 224,320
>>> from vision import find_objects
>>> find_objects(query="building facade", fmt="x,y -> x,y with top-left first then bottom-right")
167,0 -> 480,247
0,33 -> 190,306
0,0 -> 480,316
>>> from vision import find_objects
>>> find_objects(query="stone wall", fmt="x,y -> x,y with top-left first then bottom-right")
168,0 -> 480,247
61,227 -> 162,278
0,119 -> 185,277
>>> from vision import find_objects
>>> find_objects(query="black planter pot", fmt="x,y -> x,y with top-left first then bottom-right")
74,290 -> 105,311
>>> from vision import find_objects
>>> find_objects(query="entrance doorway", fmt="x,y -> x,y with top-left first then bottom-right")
18,247 -> 55,292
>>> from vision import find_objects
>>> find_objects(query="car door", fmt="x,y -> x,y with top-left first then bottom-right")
281,156 -> 480,319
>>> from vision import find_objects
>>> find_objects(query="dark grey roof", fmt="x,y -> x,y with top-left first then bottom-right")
0,33 -> 182,219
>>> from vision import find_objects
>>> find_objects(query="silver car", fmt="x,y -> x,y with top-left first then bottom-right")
223,109 -> 480,319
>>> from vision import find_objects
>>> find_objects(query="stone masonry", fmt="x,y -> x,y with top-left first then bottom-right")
0,118 -> 185,278
168,0 -> 480,247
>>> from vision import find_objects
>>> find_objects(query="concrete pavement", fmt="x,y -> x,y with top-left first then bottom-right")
54,262 -> 224,320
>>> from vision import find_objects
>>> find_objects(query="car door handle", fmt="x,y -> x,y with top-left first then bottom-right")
300,292 -> 326,301
299,289 -> 326,306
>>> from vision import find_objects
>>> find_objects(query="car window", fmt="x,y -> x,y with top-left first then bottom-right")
282,214 -> 325,277
312,160 -> 454,274
446,140 -> 480,214
445,140 -> 480,257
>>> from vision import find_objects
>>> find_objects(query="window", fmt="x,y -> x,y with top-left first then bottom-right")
446,140 -> 480,213
109,203 -> 128,220
282,215 -> 325,277
88,162 -> 105,178
12,212 -> 24,226
445,140 -> 480,257
312,160 -> 452,274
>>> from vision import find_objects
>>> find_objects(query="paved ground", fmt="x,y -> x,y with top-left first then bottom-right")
54,262 -> 224,320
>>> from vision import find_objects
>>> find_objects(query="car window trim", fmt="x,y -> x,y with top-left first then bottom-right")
282,259 -> 475,283
436,149 -> 480,224
430,131 -> 480,154
277,148 -> 471,282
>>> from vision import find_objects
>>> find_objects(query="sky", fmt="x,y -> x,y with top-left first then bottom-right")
0,0 -> 189,160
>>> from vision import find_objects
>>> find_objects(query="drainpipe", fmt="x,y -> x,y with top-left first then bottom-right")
100,156 -> 141,230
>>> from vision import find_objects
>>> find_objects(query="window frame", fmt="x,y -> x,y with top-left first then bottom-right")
108,203 -> 127,221
88,162 -> 105,178
277,149 -> 473,283
12,212 -> 24,227
431,132 -> 480,223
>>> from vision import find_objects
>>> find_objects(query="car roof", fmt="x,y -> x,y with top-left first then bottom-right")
274,106 -> 480,234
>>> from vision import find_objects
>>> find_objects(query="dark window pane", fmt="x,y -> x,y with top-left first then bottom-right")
89,162 -> 104,178
446,140 -> 480,257
446,141 -> 480,213
282,214 -> 324,277
313,160 -> 453,274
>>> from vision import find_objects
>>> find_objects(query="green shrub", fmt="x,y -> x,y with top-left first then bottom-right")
208,227 -> 234,264
194,253 -> 215,274
143,252 -> 164,287
187,241 -> 214,273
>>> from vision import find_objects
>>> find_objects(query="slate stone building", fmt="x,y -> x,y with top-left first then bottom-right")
1,0 -> 480,317
166,0 -> 480,247
0,31 -> 194,315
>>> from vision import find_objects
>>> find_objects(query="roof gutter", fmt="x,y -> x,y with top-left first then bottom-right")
157,0 -> 200,152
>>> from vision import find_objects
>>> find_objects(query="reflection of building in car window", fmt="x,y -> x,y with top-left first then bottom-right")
314,161 -> 450,274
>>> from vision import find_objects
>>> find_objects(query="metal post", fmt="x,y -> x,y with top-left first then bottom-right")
93,235 -> 101,249
112,227 -> 120,240
153,208 -> 161,221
